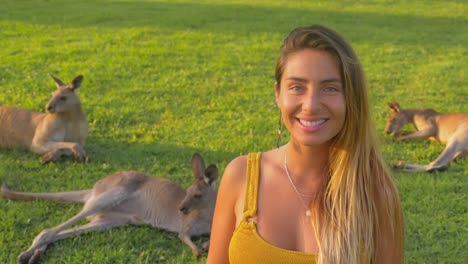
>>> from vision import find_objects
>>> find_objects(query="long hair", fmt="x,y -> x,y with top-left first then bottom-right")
275,25 -> 404,263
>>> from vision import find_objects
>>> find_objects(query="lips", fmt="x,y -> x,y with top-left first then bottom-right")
298,118 -> 327,127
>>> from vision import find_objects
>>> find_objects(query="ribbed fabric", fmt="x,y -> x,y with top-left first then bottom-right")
229,153 -> 317,263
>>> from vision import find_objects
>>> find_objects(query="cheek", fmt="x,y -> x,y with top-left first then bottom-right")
339,103 -> 347,119
277,99 -> 294,127
278,96 -> 298,120
333,95 -> 346,117
332,96 -> 347,129
279,98 -> 292,110
276,93 -> 287,110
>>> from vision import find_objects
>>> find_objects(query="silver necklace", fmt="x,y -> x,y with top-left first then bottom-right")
283,147 -> 313,217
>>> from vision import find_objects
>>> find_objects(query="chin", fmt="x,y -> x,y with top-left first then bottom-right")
296,137 -> 334,147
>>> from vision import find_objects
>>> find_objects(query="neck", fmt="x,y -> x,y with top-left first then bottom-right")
403,109 -> 417,122
286,141 -> 329,173
283,141 -> 328,194
54,105 -> 85,120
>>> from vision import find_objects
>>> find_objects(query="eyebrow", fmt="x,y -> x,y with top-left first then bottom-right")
285,77 -> 342,84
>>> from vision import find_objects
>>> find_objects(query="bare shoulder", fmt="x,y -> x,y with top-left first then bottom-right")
217,155 -> 250,222
207,155 -> 250,263
219,155 -> 248,195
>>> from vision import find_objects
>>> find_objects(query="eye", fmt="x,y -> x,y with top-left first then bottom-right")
59,96 -> 67,101
194,194 -> 202,199
323,86 -> 339,93
289,85 -> 304,94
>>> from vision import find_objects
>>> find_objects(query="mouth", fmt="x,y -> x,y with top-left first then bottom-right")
298,118 -> 327,127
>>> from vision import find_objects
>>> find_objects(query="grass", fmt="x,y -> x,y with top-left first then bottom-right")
0,0 -> 466,263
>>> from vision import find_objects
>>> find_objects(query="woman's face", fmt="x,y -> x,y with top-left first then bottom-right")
276,49 -> 346,147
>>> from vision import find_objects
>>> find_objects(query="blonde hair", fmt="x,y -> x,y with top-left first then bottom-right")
275,25 -> 404,263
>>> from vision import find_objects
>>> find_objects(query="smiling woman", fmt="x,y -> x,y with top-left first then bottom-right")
207,25 -> 404,264
276,49 -> 346,147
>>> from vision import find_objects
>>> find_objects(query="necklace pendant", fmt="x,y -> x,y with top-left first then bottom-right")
306,210 -> 311,217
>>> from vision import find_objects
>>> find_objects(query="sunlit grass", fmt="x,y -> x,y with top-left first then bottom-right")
0,0 -> 466,263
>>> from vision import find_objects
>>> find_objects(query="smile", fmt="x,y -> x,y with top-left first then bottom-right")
299,119 -> 326,127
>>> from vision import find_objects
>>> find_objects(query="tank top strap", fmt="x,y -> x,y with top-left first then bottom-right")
243,152 -> 261,219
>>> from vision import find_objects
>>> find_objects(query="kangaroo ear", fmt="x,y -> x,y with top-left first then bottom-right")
191,153 -> 206,180
388,101 -> 400,113
70,75 -> 84,91
50,74 -> 65,89
204,164 -> 218,185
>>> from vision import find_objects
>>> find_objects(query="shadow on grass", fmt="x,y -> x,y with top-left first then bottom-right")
1,1 -> 466,48
0,137 -> 237,188
86,136 -> 237,168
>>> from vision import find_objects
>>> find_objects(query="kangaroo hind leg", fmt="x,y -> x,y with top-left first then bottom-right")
19,214 -> 132,264
18,187 -> 131,264
394,143 -> 458,172
426,128 -> 468,171
453,149 -> 468,162
395,131 -> 467,172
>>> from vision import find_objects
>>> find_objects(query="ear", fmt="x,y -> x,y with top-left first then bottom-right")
274,82 -> 280,107
388,101 -> 400,113
191,153 -> 206,180
50,74 -> 65,89
204,164 -> 219,185
71,75 -> 84,91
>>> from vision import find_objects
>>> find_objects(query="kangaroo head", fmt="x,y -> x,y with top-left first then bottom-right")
46,75 -> 83,114
385,101 -> 408,135
178,153 -> 218,215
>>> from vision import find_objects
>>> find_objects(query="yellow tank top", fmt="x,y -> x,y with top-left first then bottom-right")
228,153 -> 317,263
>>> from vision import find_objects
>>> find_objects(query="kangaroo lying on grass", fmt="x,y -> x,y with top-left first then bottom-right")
0,75 -> 88,164
385,101 -> 468,172
1,153 -> 217,263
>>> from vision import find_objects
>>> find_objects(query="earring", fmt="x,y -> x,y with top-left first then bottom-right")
276,111 -> 282,148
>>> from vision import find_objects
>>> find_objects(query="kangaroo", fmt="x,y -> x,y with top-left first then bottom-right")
1,153 -> 217,263
0,75 -> 88,164
385,101 -> 468,172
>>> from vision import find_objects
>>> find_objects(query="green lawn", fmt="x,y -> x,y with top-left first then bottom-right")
0,0 -> 466,263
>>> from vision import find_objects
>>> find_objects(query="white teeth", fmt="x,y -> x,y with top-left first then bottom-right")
300,119 -> 326,126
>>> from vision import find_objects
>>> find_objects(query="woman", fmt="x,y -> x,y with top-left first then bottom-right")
207,25 -> 404,264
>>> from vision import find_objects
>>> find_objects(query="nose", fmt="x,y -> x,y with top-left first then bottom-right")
46,104 -> 54,112
179,205 -> 189,214
384,125 -> 392,134
302,90 -> 322,113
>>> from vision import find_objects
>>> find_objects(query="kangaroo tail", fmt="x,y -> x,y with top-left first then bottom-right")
1,182 -> 91,203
